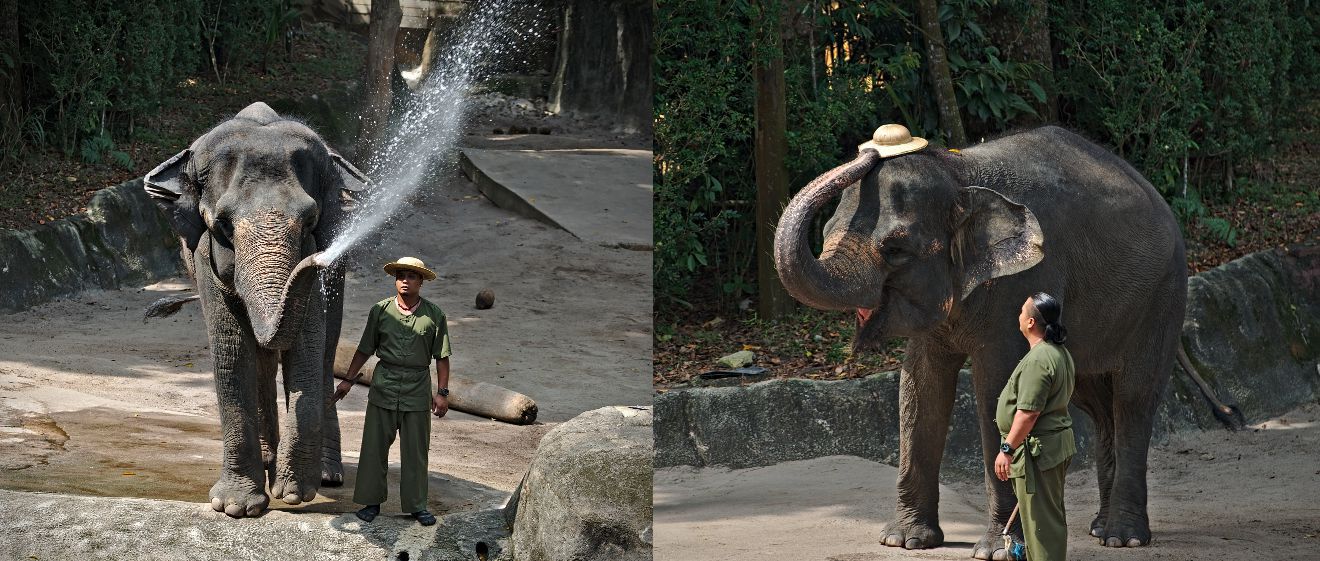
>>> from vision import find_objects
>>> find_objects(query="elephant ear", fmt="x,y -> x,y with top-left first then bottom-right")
950,186 -> 1045,299
314,148 -> 370,250
144,149 -> 205,251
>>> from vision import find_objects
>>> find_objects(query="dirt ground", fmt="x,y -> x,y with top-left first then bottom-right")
655,401 -> 1320,561
0,151 -> 652,526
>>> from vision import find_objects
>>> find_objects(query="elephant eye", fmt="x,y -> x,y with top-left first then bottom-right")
214,216 -> 235,243
882,244 -> 913,266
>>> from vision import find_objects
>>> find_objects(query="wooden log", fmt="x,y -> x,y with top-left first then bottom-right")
332,343 -> 538,425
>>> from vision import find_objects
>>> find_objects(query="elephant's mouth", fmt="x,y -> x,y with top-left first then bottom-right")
856,307 -> 876,328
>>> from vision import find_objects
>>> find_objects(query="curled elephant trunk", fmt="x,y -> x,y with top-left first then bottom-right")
773,150 -> 882,311
234,212 -> 325,350
246,254 -> 324,350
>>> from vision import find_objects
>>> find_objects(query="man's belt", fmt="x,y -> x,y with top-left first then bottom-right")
376,360 -> 429,372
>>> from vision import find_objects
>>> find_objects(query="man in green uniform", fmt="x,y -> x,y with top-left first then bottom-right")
334,256 -> 451,526
995,292 -> 1075,561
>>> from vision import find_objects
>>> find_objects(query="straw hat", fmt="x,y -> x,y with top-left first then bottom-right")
383,256 -> 437,281
857,124 -> 928,158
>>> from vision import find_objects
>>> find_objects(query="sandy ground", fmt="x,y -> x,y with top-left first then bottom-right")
655,402 -> 1320,561
0,149 -> 651,555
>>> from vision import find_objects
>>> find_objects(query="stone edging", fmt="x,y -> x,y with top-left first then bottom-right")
0,179 -> 182,313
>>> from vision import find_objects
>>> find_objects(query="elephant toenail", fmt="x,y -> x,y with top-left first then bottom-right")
211,498 -> 224,511
1105,537 -> 1122,547
1127,538 -> 1143,547
905,538 -> 921,549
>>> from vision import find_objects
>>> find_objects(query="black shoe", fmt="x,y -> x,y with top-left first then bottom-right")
355,504 -> 380,522
411,509 -> 436,526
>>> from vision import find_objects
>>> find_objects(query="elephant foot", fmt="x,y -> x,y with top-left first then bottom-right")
321,456 -> 344,487
1098,513 -> 1150,547
209,475 -> 269,518
972,525 -> 1017,560
1090,513 -> 1106,538
272,457 -> 321,505
879,519 -> 943,549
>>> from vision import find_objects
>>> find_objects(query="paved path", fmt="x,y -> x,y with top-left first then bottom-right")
460,136 -> 652,250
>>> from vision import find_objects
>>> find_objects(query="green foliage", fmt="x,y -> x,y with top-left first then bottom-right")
654,0 -> 754,308
4,0 -> 306,170
1052,0 -> 1318,206
79,130 -> 133,170
941,0 -> 1047,132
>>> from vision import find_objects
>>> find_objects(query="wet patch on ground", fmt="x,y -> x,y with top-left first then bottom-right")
0,406 -> 505,516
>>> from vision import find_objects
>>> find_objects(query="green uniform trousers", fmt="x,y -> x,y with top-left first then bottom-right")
353,404 -> 431,513
1012,457 -> 1070,561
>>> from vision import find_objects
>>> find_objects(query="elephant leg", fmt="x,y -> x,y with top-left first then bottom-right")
1073,373 -> 1116,537
201,279 -> 269,518
255,349 -> 281,486
968,346 -> 1023,561
881,336 -> 963,550
320,264 -> 346,486
1102,353 -> 1171,547
271,290 -> 327,505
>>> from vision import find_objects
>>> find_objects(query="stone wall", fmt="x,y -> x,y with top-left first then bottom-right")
655,245 -> 1320,472
0,179 -> 182,313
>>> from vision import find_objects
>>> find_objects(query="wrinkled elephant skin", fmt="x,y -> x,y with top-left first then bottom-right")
775,126 -> 1185,556
144,102 -> 368,517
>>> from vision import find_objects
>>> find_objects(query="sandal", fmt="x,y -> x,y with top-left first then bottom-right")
355,504 -> 380,522
411,509 -> 436,526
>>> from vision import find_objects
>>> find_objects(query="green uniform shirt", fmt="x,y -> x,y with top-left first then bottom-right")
996,342 -> 1076,477
357,296 -> 451,411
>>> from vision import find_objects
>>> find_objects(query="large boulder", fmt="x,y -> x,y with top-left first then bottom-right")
1180,245 -> 1320,421
510,406 -> 652,561
0,178 -> 181,313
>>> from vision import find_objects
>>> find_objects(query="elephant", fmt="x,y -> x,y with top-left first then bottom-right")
144,101 -> 366,517
774,125 -> 1186,557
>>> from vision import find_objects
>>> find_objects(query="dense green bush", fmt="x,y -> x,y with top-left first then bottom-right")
1052,0 -> 1318,227
4,0 -> 296,168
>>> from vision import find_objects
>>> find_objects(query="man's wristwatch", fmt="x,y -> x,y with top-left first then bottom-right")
1000,442 -> 1014,454
437,388 -> 449,397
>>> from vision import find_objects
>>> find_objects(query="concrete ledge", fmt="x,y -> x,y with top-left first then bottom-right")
655,246 -> 1320,471
0,179 -> 182,313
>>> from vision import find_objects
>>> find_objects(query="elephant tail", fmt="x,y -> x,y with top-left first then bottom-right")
143,294 -> 200,322
1176,344 -> 1247,431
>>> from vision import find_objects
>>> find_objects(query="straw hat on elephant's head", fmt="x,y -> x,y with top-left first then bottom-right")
383,257 -> 437,281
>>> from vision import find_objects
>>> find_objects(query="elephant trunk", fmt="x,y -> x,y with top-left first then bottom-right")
234,211 -> 325,350
773,150 -> 883,311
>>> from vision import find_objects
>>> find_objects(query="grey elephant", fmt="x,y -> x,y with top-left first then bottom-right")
774,125 -> 1185,557
144,102 -> 366,517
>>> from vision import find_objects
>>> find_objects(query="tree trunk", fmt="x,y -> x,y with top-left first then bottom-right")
754,0 -> 794,320
358,0 -> 402,163
916,0 -> 967,147
983,0 -> 1056,125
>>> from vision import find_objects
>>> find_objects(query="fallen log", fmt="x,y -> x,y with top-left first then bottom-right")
332,343 -> 538,425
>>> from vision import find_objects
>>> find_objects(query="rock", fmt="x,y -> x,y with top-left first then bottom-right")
1180,246 -> 1320,424
510,406 -> 652,561
717,350 -> 754,368
476,289 -> 495,310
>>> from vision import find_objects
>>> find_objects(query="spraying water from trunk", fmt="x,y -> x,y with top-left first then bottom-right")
321,0 -> 550,264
